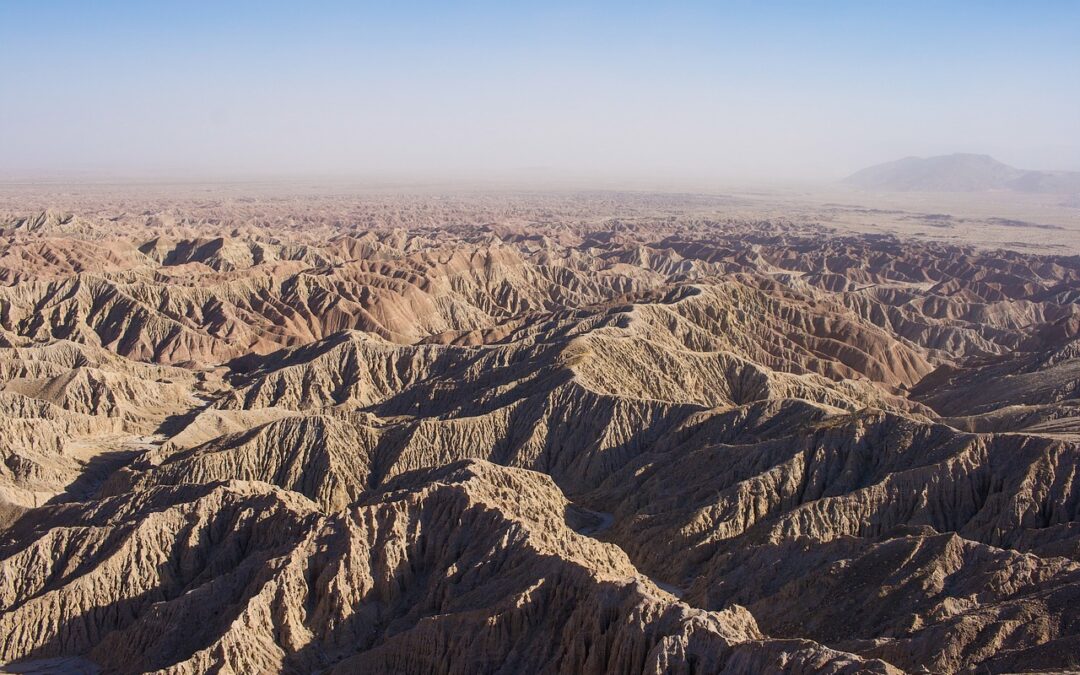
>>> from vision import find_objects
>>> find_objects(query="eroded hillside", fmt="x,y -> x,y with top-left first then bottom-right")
1,191 -> 1078,674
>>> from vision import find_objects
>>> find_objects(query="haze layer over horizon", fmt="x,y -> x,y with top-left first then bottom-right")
2,1 -> 1078,183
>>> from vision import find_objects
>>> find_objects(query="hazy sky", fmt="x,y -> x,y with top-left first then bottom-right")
2,1 -> 1078,183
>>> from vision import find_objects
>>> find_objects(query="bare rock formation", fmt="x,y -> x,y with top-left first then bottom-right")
0,191 -> 1078,673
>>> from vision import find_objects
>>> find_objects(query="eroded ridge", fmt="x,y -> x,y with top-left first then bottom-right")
1,192 -> 1079,674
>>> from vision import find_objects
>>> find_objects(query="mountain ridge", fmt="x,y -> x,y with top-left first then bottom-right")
845,153 -> 1080,193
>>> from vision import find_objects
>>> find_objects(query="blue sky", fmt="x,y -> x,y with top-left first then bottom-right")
2,1 -> 1078,181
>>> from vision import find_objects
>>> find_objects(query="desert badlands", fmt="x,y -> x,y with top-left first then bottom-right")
0,185 -> 1076,673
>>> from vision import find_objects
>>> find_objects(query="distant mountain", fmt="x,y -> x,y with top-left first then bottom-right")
845,153 -> 1080,193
